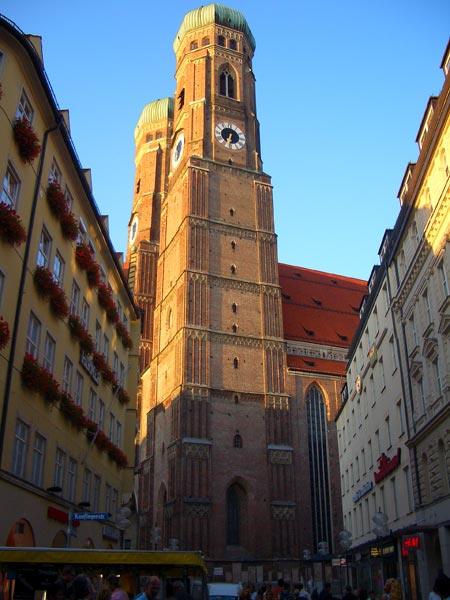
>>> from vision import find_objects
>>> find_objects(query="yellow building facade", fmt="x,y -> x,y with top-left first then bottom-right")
0,17 -> 140,548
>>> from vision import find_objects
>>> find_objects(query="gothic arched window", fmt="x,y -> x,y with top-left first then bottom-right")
220,68 -> 235,99
306,385 -> 332,554
226,484 -> 245,544
234,433 -> 242,448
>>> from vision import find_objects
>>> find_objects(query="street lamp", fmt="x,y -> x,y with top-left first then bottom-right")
372,510 -> 389,538
339,531 -> 352,588
117,507 -> 132,549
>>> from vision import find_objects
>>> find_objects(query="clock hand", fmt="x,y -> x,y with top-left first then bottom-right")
226,133 -> 233,144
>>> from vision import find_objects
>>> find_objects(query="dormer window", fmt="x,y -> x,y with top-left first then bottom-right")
220,68 -> 235,98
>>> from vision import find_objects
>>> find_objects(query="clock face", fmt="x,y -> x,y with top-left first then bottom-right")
215,122 -> 245,150
129,216 -> 138,246
172,132 -> 185,168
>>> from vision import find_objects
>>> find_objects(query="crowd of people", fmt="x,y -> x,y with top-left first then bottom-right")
236,572 -> 450,600
46,569 -> 450,600
47,570 -> 164,600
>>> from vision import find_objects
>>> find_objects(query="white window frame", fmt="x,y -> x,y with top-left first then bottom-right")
82,467 -> 91,504
53,251 -> 65,286
37,227 -> 52,268
26,312 -> 41,358
67,456 -> 78,502
2,162 -> 21,208
81,298 -> 90,329
16,88 -> 34,122
62,357 -> 73,394
70,280 -> 80,316
93,474 -> 101,512
98,399 -> 105,431
48,159 -> 62,185
54,447 -> 66,491
43,332 -> 56,372
74,371 -> 84,406
30,432 -> 46,487
12,419 -> 29,478
88,388 -> 97,421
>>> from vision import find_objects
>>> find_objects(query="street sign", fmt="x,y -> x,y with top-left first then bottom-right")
72,512 -> 110,521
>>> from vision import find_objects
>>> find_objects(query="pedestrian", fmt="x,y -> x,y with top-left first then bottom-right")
73,575 -> 92,600
297,584 -> 310,600
135,577 -> 161,600
434,572 -> 450,600
342,586 -> 354,600
319,583 -> 333,600
108,577 -> 129,600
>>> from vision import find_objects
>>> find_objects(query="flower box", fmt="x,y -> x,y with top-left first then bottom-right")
33,266 -> 69,319
0,316 -> 11,350
117,387 -> 130,405
13,117 -> 41,164
84,418 -> 98,439
46,181 -> 67,219
115,321 -> 133,350
59,391 -> 86,429
68,314 -> 95,354
109,446 -> 128,468
0,201 -> 27,247
76,243 -> 101,288
92,351 -> 107,373
21,353 -> 59,404
60,210 -> 79,241
94,429 -> 110,451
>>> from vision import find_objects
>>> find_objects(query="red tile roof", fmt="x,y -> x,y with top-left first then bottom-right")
286,354 -> 347,377
279,263 -> 367,351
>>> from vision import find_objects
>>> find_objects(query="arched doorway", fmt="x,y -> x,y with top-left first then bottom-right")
5,519 -> 35,547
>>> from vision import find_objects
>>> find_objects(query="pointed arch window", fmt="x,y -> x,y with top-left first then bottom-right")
233,357 -> 239,369
226,484 -> 244,544
234,432 -> 242,448
306,385 -> 332,554
220,68 -> 235,99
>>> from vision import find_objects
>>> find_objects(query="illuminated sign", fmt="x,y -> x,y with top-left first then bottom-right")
402,535 -> 420,557
353,480 -> 374,502
374,448 -> 401,483
370,546 -> 380,557
80,350 -> 100,385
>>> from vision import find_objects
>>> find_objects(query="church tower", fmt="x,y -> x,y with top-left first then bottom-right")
128,4 -> 300,563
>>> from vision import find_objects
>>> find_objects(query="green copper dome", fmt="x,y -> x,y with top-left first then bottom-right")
173,3 -> 256,53
134,97 -> 174,141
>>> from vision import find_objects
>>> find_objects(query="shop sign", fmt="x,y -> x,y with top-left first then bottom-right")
374,448 -> 401,483
102,526 -> 120,541
353,480 -> 373,502
370,546 -> 380,557
47,507 -> 80,527
80,350 -> 99,385
382,544 -> 395,556
402,535 -> 420,556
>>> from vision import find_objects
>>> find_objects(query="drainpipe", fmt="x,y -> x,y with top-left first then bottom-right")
388,257 -> 422,506
0,116 -> 62,466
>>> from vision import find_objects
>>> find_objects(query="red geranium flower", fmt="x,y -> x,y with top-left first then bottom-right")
0,201 -> 27,247
0,316 -> 11,350
13,117 -> 41,164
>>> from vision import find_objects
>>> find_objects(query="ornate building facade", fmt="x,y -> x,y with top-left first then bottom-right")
338,40 -> 450,600
126,4 -> 366,579
0,16 -> 140,548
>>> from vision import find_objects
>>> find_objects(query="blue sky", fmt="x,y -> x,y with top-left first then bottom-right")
2,1 -> 449,280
